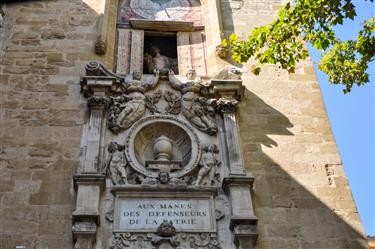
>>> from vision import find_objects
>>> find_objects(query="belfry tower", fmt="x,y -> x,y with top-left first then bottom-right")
0,1 -> 367,249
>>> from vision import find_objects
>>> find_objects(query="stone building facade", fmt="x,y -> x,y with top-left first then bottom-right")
0,1 -> 368,249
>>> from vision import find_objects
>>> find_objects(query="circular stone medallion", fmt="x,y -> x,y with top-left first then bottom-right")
125,115 -> 200,178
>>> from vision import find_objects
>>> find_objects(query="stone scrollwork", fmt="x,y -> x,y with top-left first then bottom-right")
85,61 -> 101,76
107,69 -> 160,132
111,232 -> 221,249
168,70 -> 217,135
194,144 -> 221,186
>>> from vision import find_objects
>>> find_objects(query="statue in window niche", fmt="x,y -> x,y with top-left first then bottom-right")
108,69 -> 160,132
144,46 -> 178,74
105,142 -> 128,185
168,69 -> 217,135
194,144 -> 221,186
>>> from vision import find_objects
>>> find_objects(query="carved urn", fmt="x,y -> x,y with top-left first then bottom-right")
153,135 -> 173,161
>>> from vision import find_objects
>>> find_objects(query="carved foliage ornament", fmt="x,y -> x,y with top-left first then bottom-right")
111,232 -> 221,249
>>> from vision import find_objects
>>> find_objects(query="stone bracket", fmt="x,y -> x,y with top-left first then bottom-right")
210,79 -> 244,101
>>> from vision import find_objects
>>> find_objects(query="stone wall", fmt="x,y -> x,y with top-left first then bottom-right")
0,0 -> 367,248
219,0 -> 367,248
0,1 -> 102,248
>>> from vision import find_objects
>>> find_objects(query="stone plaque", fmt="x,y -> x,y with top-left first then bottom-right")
114,192 -> 216,232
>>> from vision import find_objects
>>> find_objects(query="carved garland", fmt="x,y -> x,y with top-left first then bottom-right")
111,232 -> 221,249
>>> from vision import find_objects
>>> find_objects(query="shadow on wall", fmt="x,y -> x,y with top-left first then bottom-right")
219,1 -> 367,246
238,89 -> 367,248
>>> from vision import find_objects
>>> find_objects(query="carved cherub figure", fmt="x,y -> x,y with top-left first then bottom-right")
109,69 -> 159,131
168,69 -> 217,135
158,171 -> 170,184
106,142 -> 127,185
195,144 -> 220,186
156,221 -> 176,237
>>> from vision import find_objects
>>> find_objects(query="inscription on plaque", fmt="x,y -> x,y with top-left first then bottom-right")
115,195 -> 215,232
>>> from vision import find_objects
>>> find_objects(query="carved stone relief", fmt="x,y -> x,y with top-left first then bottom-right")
104,142 -> 128,185
108,70 -> 160,132
164,90 -> 182,114
125,116 -> 201,179
194,144 -> 221,186
168,70 -> 217,135
111,232 -> 221,249
78,61 -> 256,249
145,90 -> 162,114
105,116 -> 222,187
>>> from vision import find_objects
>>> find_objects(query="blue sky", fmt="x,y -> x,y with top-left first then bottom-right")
307,1 -> 374,236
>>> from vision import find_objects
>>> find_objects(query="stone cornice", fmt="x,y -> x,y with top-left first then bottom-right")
222,175 -> 255,190
73,174 -> 106,191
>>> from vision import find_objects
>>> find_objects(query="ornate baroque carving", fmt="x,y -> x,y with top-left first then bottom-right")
95,40 -> 107,55
104,142 -> 128,185
87,95 -> 109,109
125,115 -> 201,179
164,90 -> 182,114
216,98 -> 238,113
111,232 -> 221,249
169,70 -> 217,135
194,144 -> 221,186
108,70 -> 160,132
145,90 -> 162,114
156,220 -> 176,237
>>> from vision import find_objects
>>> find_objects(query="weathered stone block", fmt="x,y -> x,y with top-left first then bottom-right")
41,29 -> 66,39
29,192 -> 50,205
